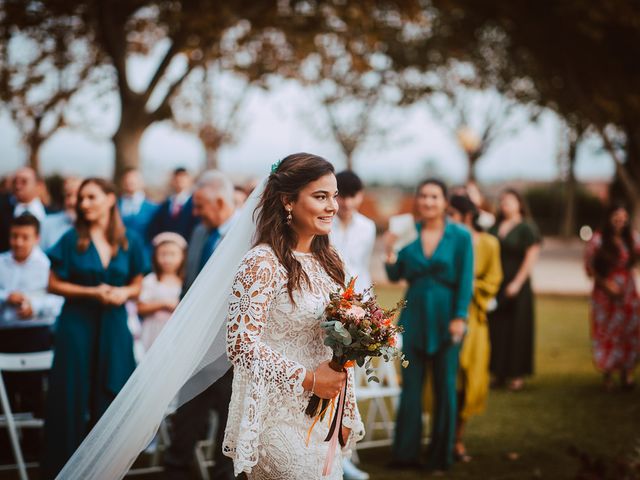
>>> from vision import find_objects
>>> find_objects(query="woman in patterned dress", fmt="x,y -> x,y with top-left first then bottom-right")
223,153 -> 364,479
584,204 -> 640,390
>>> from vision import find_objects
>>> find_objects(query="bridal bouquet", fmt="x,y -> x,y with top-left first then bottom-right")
305,277 -> 407,422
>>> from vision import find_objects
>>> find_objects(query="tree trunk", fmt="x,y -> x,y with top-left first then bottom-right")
467,153 -> 479,182
561,136 -> 578,238
345,154 -> 354,171
465,150 -> 483,183
25,116 -> 44,174
205,148 -> 218,170
27,145 -> 40,174
113,124 -> 146,185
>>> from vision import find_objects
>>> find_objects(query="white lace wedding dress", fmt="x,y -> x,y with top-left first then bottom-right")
223,244 -> 365,479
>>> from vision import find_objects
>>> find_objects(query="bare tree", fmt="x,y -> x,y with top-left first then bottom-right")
171,63 -> 248,169
299,35 -> 400,171
2,0 -> 425,182
557,121 -> 587,238
0,15 -> 99,172
411,67 -> 538,182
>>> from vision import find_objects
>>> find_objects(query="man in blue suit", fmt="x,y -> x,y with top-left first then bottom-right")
147,167 -> 199,242
117,167 -> 158,264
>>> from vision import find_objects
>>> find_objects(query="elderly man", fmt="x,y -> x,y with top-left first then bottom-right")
163,170 -> 238,480
0,167 -> 47,253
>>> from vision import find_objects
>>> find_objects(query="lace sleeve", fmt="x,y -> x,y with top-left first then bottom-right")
226,246 -> 307,397
341,366 -> 365,452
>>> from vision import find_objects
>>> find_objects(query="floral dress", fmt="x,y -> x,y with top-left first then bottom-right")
138,273 -> 181,351
223,245 -> 365,479
584,232 -> 640,372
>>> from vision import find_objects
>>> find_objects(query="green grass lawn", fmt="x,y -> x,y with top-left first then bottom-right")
358,287 -> 640,480
4,290 -> 638,480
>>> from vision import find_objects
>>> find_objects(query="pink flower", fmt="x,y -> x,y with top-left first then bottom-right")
345,305 -> 366,322
371,308 -> 384,325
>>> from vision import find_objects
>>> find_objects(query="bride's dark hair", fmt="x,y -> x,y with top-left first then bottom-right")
254,153 -> 346,301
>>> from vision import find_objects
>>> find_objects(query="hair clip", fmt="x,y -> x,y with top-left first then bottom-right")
270,159 -> 282,174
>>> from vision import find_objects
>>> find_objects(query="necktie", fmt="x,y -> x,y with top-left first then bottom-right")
170,198 -> 182,218
199,228 -> 220,271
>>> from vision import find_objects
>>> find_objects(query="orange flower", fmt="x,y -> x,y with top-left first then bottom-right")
344,360 -> 355,368
342,277 -> 357,301
340,299 -> 352,309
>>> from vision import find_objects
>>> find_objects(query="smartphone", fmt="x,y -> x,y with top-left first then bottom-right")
388,213 -> 418,252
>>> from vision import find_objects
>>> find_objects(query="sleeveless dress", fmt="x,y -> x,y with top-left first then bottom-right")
223,245 -> 365,479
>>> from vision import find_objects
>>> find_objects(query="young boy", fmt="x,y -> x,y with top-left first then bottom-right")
0,214 -> 63,459
0,214 -> 62,324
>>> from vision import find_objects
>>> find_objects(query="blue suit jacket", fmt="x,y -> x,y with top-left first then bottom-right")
118,198 -> 158,271
147,195 -> 199,243
118,198 -> 158,241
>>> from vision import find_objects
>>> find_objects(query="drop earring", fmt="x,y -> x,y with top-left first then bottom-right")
286,208 -> 292,225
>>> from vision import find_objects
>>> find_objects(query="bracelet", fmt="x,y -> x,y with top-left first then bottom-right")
311,371 -> 316,394
383,252 -> 397,264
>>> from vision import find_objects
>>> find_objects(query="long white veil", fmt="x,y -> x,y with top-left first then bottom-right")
56,178 -> 267,479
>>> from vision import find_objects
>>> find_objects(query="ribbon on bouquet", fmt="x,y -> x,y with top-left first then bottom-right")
305,359 -> 354,476
322,381 -> 348,476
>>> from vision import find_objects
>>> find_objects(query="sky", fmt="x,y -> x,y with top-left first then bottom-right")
0,39 -> 615,188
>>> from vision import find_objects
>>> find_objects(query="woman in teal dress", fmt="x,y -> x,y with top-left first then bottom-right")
41,178 -> 145,479
383,178 -> 473,472
488,188 -> 541,391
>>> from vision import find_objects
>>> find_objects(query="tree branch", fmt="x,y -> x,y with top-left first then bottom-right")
150,60 -> 201,121
95,0 -> 131,101
142,35 -> 185,104
599,127 -> 637,201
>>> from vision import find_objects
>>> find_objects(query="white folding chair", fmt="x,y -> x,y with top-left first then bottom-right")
125,401 -> 177,477
194,410 -> 219,480
0,351 -> 54,480
354,360 -> 402,450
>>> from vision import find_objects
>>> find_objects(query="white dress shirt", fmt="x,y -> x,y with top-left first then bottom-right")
330,212 -> 377,292
13,198 -> 46,223
0,247 -> 64,323
170,190 -> 191,215
120,191 -> 146,216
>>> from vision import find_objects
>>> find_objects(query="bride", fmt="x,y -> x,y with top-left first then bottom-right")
224,153 -> 364,478
55,153 -> 364,479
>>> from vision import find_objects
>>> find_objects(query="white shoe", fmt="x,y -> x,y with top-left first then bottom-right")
342,458 -> 369,480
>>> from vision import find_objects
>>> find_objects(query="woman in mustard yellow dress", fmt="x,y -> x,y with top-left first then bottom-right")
448,195 -> 502,461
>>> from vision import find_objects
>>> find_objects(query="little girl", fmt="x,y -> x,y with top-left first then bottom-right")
138,232 -> 186,351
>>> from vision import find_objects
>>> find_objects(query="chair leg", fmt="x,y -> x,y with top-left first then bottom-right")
0,375 -> 29,480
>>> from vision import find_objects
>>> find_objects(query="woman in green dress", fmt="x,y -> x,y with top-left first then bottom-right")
488,188 -> 541,391
41,178 -> 145,479
383,179 -> 473,472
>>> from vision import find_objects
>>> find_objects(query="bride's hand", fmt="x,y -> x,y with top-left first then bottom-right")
311,361 -> 346,399
341,426 -> 351,443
